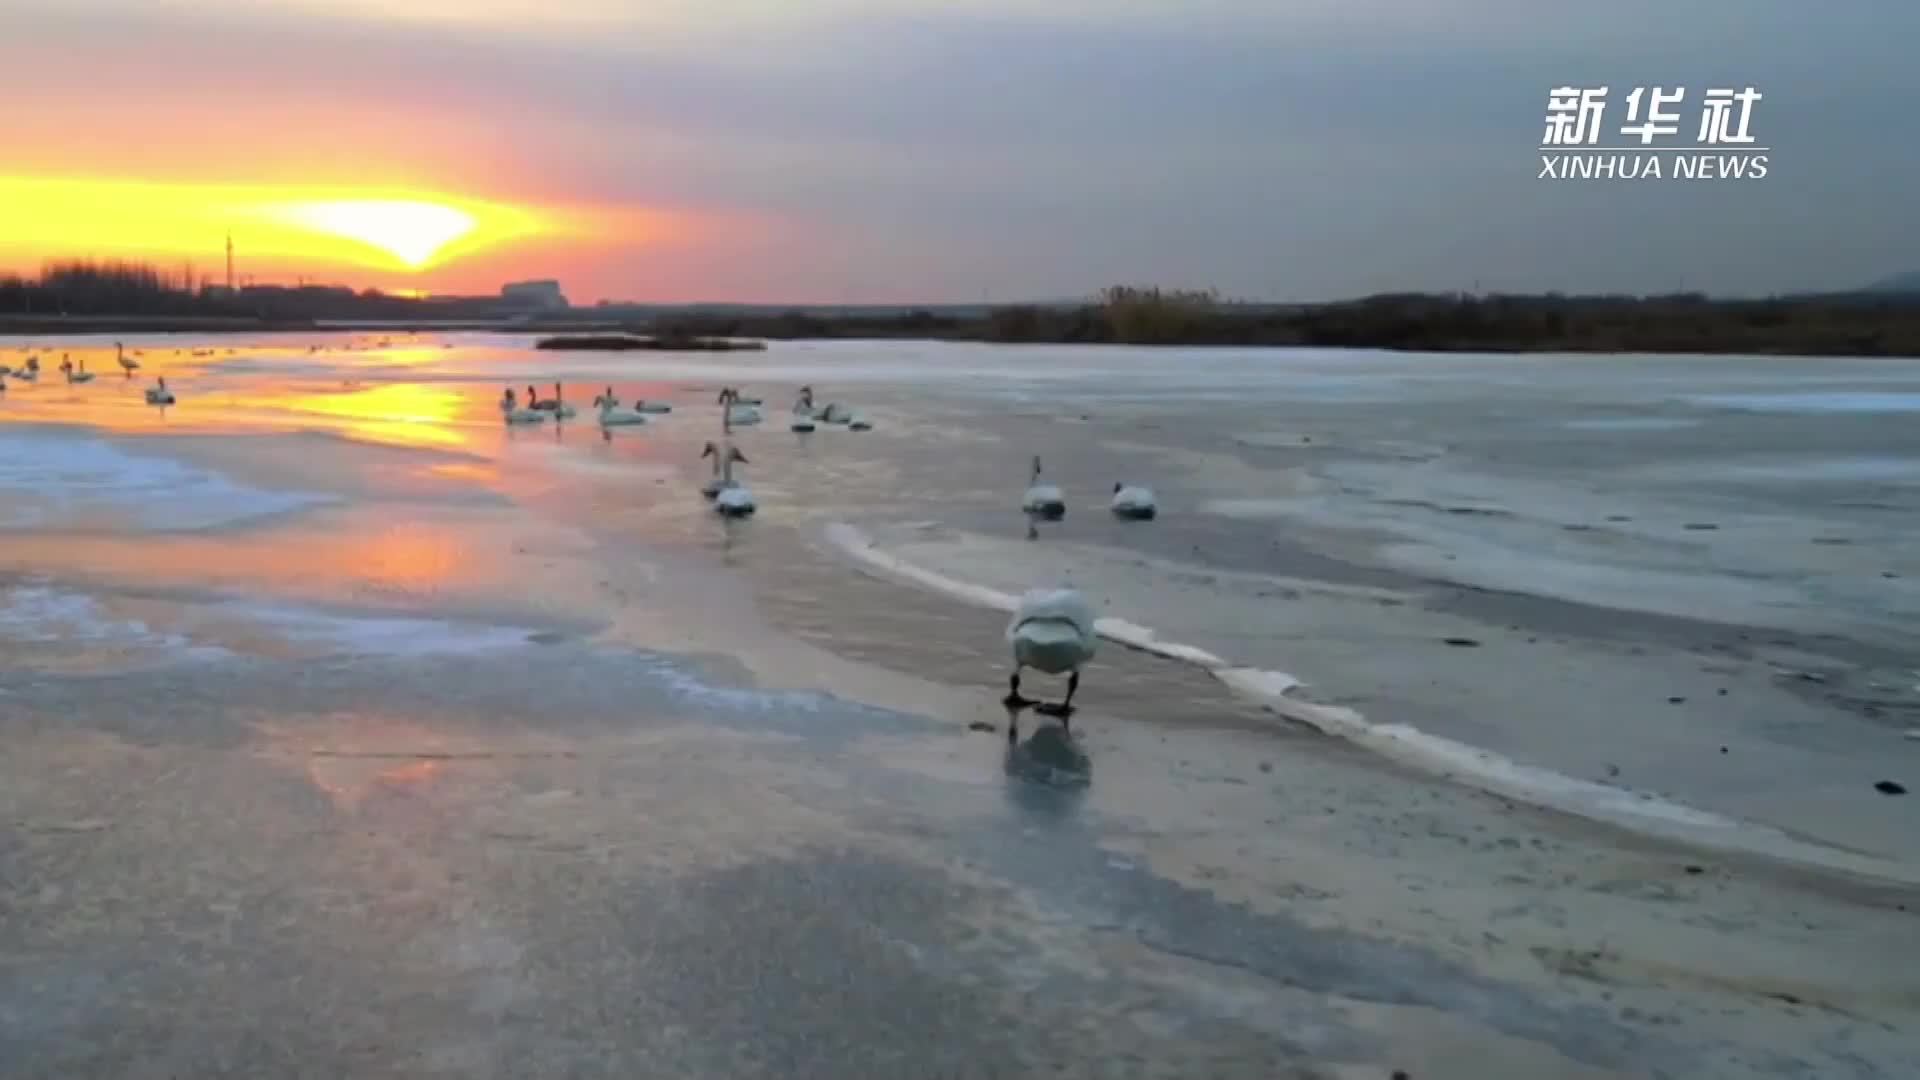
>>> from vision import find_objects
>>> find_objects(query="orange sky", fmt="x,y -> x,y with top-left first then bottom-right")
1,1 -> 1907,302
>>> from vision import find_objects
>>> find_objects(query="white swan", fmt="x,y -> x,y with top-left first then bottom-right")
597,398 -> 649,428
116,342 -> 139,376
11,357 -> 39,382
144,377 -> 175,405
1110,483 -> 1157,520
592,387 -> 619,410
845,412 -> 872,431
500,389 -> 547,424
813,402 -> 855,424
790,391 -> 816,432
1021,456 -> 1066,519
717,386 -> 761,426
700,441 -> 755,514
62,356 -> 95,384
1003,586 -> 1096,739
537,382 -> 576,419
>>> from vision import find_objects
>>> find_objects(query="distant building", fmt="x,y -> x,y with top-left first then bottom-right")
501,280 -> 569,310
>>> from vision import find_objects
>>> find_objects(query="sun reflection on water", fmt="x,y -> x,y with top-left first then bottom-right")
273,383 -> 476,450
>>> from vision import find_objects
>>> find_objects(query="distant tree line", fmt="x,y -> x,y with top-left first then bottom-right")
0,259 -> 248,316
648,285 -> 1920,356
7,261 -> 1920,355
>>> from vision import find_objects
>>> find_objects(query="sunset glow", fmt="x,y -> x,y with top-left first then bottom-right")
0,175 -> 559,280
255,201 -> 479,269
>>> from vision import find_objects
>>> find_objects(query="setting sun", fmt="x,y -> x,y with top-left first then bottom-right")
258,200 -> 479,269
0,175 -> 559,280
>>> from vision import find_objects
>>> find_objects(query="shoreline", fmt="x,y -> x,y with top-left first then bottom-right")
9,293 -> 1920,357
824,521 -> 1920,888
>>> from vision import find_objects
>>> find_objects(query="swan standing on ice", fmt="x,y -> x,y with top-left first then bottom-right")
11,357 -> 39,382
790,389 -> 817,432
1110,483 -> 1157,520
1002,586 -> 1097,740
1021,456 -> 1066,519
500,387 -> 547,424
700,441 -> 755,515
144,377 -> 175,405
117,342 -> 139,376
61,355 -> 95,384
597,397 -> 648,428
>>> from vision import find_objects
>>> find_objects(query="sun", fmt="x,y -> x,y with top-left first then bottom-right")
267,200 -> 479,269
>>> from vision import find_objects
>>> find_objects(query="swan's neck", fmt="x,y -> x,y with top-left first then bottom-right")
721,454 -> 735,485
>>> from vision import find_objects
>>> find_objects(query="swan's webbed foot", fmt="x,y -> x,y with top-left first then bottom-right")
1033,672 -> 1079,726
1001,670 -> 1033,711
1032,701 -> 1076,721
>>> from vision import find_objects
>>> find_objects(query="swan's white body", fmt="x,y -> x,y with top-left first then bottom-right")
1110,484 -> 1157,520
1022,483 -> 1065,517
503,405 -> 547,424
702,440 -> 754,513
1021,456 -> 1065,518
845,413 -> 872,431
144,384 -> 175,405
790,394 -> 816,431
598,401 -> 648,427
1007,588 -> 1097,675
70,371 -> 95,384
814,402 -> 854,424
725,405 -> 762,426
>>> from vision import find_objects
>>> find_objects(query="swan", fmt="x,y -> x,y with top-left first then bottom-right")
790,390 -> 816,432
500,388 -> 547,424
1110,483 -> 1157,520
527,383 -> 557,411
592,386 -> 619,410
116,342 -> 139,375
700,441 -> 755,514
545,382 -> 577,420
813,402 -> 855,424
717,387 -> 761,426
597,398 -> 649,428
1002,586 -> 1096,739
1021,456 -> 1066,519
717,387 -> 763,407
144,377 -> 175,405
845,412 -> 872,431
11,357 -> 39,382
63,356 -> 95,384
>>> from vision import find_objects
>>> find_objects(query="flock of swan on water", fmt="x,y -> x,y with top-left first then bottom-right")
2,333 -> 1142,739
497,372 -> 1152,736
1,343 -> 174,404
